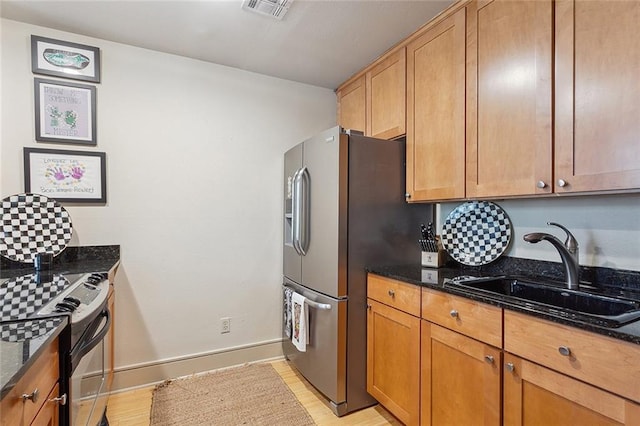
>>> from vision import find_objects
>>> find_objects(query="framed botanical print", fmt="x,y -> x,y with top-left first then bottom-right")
31,35 -> 101,83
34,78 -> 97,145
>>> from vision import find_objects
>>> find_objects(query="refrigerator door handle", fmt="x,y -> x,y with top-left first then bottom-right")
283,283 -> 332,310
305,298 -> 331,310
298,167 -> 310,255
291,168 -> 302,255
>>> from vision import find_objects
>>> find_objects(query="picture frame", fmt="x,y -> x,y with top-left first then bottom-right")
24,147 -> 107,203
34,78 -> 97,145
31,35 -> 101,83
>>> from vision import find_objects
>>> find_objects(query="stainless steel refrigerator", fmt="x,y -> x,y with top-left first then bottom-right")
282,126 -> 433,416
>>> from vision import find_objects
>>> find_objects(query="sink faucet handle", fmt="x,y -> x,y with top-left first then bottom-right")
547,222 -> 579,256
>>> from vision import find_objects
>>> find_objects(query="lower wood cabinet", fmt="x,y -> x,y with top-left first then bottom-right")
31,384 -> 61,426
367,274 -> 421,425
0,337 -> 60,426
504,353 -> 640,425
366,275 -> 640,425
367,299 -> 421,426
421,321 -> 501,426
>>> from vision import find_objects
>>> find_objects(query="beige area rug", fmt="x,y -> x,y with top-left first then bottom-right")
150,362 -> 316,425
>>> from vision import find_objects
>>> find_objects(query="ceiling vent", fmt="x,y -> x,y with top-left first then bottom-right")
241,0 -> 293,20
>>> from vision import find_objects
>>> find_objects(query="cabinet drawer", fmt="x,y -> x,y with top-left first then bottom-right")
0,337 -> 59,426
422,288 -> 502,347
504,311 -> 640,403
367,274 -> 421,317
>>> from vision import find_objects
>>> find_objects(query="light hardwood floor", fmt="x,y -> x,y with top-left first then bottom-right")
106,360 -> 402,425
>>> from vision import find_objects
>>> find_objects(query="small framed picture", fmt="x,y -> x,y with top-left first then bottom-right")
24,147 -> 107,203
34,78 -> 97,145
31,35 -> 101,83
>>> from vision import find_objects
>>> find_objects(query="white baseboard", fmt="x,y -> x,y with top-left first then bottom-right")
111,338 -> 284,393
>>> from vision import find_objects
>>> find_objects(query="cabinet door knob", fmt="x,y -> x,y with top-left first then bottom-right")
22,388 -> 39,403
405,193 -> 411,198
388,289 -> 395,297
50,394 -> 67,406
449,310 -> 459,318
558,346 -> 571,356
557,179 -> 567,187
505,363 -> 515,372
366,304 -> 372,310
485,355 -> 494,364
537,180 -> 547,189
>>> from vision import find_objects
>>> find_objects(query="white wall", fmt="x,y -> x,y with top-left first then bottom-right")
439,194 -> 640,272
1,19 -> 336,382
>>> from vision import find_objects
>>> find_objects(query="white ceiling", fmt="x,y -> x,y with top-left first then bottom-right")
0,0 -> 454,89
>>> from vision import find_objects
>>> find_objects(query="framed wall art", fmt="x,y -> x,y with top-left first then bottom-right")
31,35 -> 101,83
24,147 -> 107,203
34,78 -> 97,145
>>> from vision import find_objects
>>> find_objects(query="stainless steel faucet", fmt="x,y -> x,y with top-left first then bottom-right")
523,222 -> 580,290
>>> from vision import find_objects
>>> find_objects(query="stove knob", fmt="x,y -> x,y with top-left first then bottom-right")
63,297 -> 81,307
56,301 -> 77,312
55,304 -> 73,313
86,277 -> 100,284
83,283 -> 97,290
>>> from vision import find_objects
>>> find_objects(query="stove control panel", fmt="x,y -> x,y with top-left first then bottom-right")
38,272 -> 110,323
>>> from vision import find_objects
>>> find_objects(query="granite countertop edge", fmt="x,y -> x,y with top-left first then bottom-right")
367,264 -> 640,346
0,317 -> 68,400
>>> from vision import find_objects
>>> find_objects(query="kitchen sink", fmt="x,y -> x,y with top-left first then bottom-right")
448,277 -> 640,327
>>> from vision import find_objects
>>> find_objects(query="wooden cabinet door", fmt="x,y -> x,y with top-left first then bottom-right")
504,353 -> 640,425
367,299 -> 420,426
421,321 -> 501,426
555,0 -> 640,193
31,384 -> 60,426
466,0 -> 553,198
366,48 -> 406,140
107,288 -> 115,390
337,76 -> 366,134
406,8 -> 466,202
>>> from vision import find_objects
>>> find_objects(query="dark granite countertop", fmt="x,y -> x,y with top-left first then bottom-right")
0,316 -> 68,399
0,245 -> 121,279
367,258 -> 640,346
1,245 -> 120,399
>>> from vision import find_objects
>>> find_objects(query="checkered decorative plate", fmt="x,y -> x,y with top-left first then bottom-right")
0,193 -> 72,263
441,201 -> 512,266
1,319 -> 59,342
0,274 -> 71,321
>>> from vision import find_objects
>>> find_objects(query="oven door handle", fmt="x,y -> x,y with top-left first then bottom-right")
73,309 -> 111,362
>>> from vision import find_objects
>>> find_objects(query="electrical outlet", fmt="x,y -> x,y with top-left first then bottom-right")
221,317 -> 231,334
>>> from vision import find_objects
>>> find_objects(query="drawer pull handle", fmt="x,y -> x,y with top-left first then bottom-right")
484,355 -> 494,364
388,290 -> 395,297
22,388 -> 39,404
450,310 -> 459,318
50,393 -> 67,406
558,346 -> 571,357
505,363 -> 515,372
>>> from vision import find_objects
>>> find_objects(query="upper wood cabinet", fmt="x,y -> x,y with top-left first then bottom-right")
366,48 -> 406,140
337,48 -> 406,140
336,75 -> 366,134
406,8 -> 466,202
466,0 -> 553,198
555,0 -> 640,194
